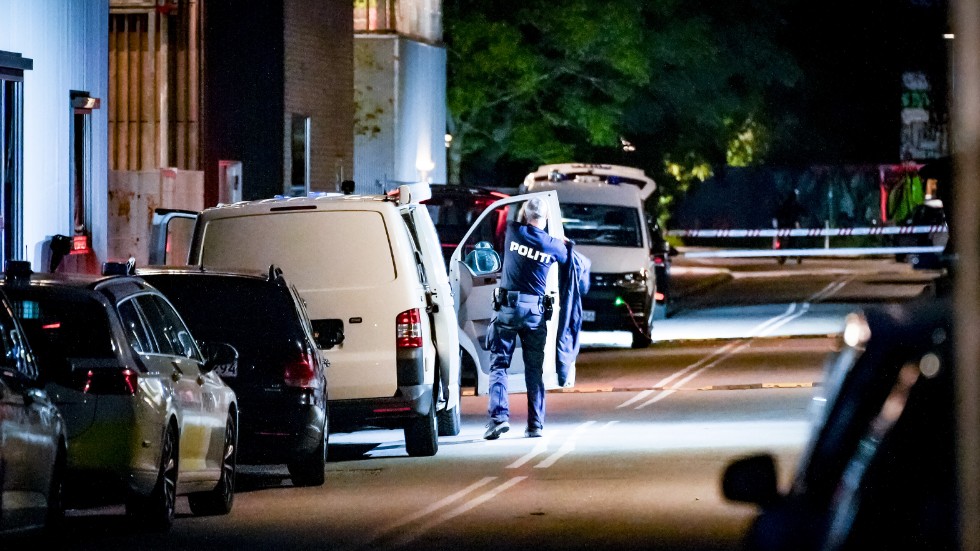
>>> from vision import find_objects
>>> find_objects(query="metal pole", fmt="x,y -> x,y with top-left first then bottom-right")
951,1 -> 979,549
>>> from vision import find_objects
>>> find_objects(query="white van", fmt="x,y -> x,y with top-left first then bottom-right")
154,184 -> 569,454
522,163 -> 658,348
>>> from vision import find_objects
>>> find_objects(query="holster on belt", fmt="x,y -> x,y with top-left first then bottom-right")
492,287 -> 505,311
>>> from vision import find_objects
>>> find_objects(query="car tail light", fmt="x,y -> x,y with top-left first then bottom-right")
655,291 -> 665,301
71,368 -> 138,395
396,308 -> 423,348
284,351 -> 318,387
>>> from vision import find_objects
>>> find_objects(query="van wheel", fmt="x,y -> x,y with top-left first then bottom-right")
438,403 -> 461,437
405,400 -> 438,457
437,365 -> 461,437
631,330 -> 652,349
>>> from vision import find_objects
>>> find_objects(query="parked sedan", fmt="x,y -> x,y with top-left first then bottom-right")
0,261 -> 239,531
0,284 -> 68,537
722,295 -> 957,551
138,265 -> 330,487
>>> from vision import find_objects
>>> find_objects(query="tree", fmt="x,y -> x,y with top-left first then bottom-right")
445,0 -> 650,183
445,0 -> 802,222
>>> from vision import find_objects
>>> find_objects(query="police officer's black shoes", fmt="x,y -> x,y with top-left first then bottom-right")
484,421 -> 510,440
525,427 -> 543,438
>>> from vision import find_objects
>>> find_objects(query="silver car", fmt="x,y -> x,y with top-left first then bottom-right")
1,261 -> 239,531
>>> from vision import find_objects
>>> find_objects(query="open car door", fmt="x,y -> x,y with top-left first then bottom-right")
149,208 -> 199,265
449,191 -> 567,395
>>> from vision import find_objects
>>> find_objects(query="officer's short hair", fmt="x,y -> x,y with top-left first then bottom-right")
522,197 -> 548,223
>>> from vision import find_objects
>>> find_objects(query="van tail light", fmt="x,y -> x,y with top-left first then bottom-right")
284,351 -> 318,388
396,308 -> 423,348
70,368 -> 138,395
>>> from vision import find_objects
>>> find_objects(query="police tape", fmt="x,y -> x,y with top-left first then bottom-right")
666,225 -> 948,238
681,246 -> 945,258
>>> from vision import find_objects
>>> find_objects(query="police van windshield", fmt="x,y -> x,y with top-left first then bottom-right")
561,204 -> 642,247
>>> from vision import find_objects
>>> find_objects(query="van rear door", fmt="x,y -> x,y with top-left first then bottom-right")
449,191 -> 566,395
149,208 -> 198,265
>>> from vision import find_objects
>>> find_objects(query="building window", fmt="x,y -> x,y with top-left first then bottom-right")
0,51 -> 31,266
70,92 -> 100,242
354,0 -> 441,41
290,114 -> 310,197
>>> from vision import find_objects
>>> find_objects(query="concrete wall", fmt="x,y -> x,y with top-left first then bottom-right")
107,169 -> 203,266
353,34 -> 446,195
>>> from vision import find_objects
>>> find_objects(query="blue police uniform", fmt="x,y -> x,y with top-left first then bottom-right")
487,220 -> 569,435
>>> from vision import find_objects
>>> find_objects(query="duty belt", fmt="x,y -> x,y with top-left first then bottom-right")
494,288 -> 551,309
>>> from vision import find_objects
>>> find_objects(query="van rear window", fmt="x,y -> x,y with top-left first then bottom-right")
199,211 -> 396,289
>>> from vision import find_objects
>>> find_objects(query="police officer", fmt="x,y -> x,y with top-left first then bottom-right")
484,197 -> 569,440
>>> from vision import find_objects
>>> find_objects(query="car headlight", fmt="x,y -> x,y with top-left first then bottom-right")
612,270 -> 649,291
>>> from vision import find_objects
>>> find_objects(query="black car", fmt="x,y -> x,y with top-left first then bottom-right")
722,295 -> 958,551
138,265 -> 330,487
422,184 -> 510,269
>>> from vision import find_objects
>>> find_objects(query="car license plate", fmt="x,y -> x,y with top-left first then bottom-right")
582,310 -> 595,322
215,361 -> 238,378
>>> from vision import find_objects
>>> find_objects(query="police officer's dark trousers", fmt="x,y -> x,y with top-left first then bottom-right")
487,294 -> 548,431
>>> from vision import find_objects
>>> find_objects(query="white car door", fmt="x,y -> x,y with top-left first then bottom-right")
449,191 -> 565,395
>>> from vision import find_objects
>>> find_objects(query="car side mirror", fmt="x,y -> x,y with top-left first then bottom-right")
721,453 -> 780,506
199,341 -> 239,374
312,319 -> 345,349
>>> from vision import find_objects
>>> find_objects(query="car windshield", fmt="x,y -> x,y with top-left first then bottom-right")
561,203 -> 643,247
6,288 -> 115,381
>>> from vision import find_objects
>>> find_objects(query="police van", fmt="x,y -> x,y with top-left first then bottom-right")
150,183 -> 569,454
521,163 -> 659,348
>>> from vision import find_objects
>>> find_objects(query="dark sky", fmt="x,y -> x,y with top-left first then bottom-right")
778,0 -> 949,165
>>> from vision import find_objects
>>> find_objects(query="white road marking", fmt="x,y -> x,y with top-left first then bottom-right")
384,476 -> 527,549
507,438 -> 551,469
534,421 -> 595,468
339,476 -> 498,551
623,276 -> 853,410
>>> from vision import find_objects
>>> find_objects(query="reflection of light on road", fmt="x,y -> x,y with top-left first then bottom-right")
551,419 -> 812,452
581,331 -> 633,347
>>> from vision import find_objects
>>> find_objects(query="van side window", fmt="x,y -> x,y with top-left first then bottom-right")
400,213 -> 429,286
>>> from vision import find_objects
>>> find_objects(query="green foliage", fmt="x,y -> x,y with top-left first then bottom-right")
445,0 -> 649,180
445,0 -> 802,223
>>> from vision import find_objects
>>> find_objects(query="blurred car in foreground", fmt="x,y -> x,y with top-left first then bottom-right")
1,261 -> 239,531
422,184 -> 510,269
722,295 -> 958,551
138,265 -> 330,487
0,283 -> 67,537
